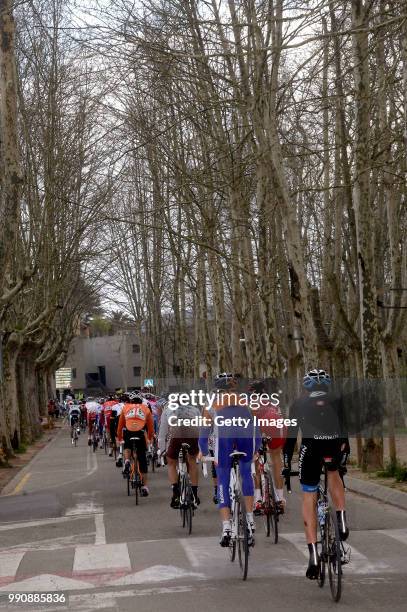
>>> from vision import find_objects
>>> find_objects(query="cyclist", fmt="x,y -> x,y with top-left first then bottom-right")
117,395 -> 154,497
283,369 -> 350,580
114,397 -> 125,467
158,399 -> 201,508
248,379 -> 287,515
199,375 -> 260,547
86,399 -> 102,446
103,396 -> 119,456
69,404 -> 81,443
79,400 -> 87,429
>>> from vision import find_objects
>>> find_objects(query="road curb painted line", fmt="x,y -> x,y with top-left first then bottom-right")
346,476 -> 407,511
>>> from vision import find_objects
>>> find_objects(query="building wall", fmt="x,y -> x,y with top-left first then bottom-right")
64,331 -> 142,392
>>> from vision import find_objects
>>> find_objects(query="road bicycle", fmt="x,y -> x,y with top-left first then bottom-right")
91,423 -> 99,452
102,427 -> 108,454
178,443 -> 195,535
125,437 -> 143,505
70,419 -> 80,447
284,460 -> 349,602
229,450 -> 252,581
316,459 -> 350,602
257,436 -> 280,543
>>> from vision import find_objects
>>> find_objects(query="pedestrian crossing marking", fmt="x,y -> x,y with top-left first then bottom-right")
73,542 -> 130,573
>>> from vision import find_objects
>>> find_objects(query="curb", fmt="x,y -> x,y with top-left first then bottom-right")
346,475 -> 407,511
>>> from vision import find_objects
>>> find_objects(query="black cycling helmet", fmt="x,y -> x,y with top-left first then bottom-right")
248,379 -> 265,394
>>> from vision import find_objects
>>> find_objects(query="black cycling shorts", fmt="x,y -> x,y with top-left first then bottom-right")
109,419 -> 117,442
123,429 -> 148,473
298,439 -> 342,492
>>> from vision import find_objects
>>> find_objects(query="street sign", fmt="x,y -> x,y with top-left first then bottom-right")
144,378 -> 154,387
55,367 -> 72,388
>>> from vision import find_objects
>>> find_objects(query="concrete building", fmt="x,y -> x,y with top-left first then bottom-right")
64,331 -> 142,394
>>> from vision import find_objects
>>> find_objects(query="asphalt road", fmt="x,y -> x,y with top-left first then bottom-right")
1,423 -> 407,612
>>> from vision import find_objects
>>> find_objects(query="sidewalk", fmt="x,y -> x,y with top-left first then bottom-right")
346,474 -> 407,511
0,421 -> 64,495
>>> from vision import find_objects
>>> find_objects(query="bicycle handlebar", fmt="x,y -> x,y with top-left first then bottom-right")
200,455 -> 215,478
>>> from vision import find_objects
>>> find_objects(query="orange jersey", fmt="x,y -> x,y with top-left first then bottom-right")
117,403 -> 154,441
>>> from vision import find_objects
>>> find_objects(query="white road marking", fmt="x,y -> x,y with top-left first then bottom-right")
0,552 -> 24,578
0,514 -> 100,531
108,565 -> 205,586
0,574 -> 94,592
86,449 -> 97,476
65,492 -> 103,517
94,514 -> 106,545
348,544 -> 392,573
376,528 -> 407,546
2,533 -> 95,553
281,531 -> 392,574
73,543 -> 131,572
280,532 -> 308,557
37,587 -> 196,612
179,537 -> 223,568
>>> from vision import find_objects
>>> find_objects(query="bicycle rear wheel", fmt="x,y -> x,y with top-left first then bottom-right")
269,482 -> 279,544
104,436 -> 108,454
134,459 -> 140,505
327,508 -> 342,601
262,475 -> 271,537
237,501 -> 249,580
317,523 -> 326,588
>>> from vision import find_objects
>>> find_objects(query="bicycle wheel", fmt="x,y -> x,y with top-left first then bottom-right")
74,435 -> 77,447
327,508 -> 342,601
126,473 -> 131,496
104,435 -> 108,454
317,523 -> 326,588
134,458 -> 140,505
269,481 -> 279,544
92,437 -> 97,452
262,475 -> 271,537
237,501 -> 249,580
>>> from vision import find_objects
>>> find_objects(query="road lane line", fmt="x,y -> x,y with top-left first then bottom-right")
94,514 -> 106,545
73,543 -> 130,572
11,473 -> 31,495
0,551 -> 25,578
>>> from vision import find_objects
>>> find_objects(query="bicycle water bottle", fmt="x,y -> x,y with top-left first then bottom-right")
317,500 -> 325,526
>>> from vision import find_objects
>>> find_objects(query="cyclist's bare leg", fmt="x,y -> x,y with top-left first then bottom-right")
244,495 -> 254,514
186,455 -> 199,485
328,470 -> 345,510
167,456 -> 177,483
271,448 -> 284,490
302,491 -> 318,544
220,507 -> 231,521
